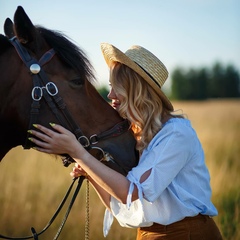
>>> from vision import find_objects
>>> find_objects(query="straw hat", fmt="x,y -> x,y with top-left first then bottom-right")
100,43 -> 173,111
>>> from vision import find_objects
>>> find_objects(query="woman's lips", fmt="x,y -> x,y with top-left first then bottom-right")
112,101 -> 120,109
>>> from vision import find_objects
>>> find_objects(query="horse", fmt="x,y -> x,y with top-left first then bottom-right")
0,6 -> 138,176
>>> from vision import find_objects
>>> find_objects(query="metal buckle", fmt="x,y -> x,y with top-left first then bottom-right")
78,136 -> 90,148
45,82 -> 58,96
90,134 -> 98,144
32,86 -> 43,101
89,146 -> 105,161
31,82 -> 58,101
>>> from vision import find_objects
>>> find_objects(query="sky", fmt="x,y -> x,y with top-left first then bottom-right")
0,0 -> 239,87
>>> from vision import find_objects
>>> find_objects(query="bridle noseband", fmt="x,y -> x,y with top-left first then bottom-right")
9,36 -> 130,167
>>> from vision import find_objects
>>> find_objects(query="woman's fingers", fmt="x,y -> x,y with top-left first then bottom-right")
75,163 -> 81,168
70,165 -> 86,178
29,129 -> 52,143
27,124 -> 66,154
33,123 -> 57,136
33,123 -> 72,136
27,123 -> 84,157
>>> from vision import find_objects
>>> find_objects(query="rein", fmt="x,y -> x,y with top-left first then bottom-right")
0,176 -> 84,240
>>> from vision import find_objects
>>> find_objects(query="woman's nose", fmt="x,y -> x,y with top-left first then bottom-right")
107,88 -> 116,100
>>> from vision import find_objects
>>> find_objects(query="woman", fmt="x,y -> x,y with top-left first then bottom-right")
28,43 -> 222,239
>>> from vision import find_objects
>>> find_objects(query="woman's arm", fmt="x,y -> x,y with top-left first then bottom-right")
29,123 -> 139,204
71,164 -> 111,209
89,177 -> 111,210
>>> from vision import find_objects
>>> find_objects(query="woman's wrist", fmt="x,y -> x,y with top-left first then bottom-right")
71,145 -> 94,165
68,140 -> 85,158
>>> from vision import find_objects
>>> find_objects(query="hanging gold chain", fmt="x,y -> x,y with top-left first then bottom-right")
85,178 -> 90,240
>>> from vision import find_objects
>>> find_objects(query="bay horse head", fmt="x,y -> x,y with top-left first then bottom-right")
0,6 -> 138,175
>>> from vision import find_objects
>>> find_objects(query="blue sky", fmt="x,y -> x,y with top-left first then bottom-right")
0,0 -> 239,87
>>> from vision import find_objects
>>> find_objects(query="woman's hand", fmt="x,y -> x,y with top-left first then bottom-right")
70,163 -> 88,178
28,123 -> 83,157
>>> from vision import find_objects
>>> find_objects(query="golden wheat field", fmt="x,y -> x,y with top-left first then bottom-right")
0,99 -> 239,240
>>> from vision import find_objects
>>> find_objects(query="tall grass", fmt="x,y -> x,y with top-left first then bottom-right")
0,99 -> 239,240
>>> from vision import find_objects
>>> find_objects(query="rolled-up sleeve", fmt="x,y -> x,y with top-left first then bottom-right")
127,121 -> 195,203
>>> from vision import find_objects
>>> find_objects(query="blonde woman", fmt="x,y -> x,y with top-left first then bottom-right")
29,44 -> 222,240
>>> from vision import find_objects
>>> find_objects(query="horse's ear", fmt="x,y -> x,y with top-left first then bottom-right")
13,6 -> 36,44
4,18 -> 15,39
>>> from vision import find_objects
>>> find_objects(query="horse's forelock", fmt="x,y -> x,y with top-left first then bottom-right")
37,26 -> 96,84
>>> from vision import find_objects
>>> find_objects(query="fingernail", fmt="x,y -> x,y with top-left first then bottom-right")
49,122 -> 55,127
28,137 -> 33,142
27,130 -> 32,134
33,124 -> 38,128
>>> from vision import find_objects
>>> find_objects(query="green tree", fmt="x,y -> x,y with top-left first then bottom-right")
225,65 -> 240,98
194,68 -> 208,100
171,63 -> 240,100
171,67 -> 208,100
206,62 -> 240,98
171,67 -> 186,100
208,62 -> 226,98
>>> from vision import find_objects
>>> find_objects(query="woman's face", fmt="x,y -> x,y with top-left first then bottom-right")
107,85 -> 123,111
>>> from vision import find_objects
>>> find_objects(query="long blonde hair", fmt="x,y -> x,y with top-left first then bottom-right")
110,62 -> 175,152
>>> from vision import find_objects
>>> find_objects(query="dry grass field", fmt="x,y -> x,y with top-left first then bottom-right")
0,99 -> 239,240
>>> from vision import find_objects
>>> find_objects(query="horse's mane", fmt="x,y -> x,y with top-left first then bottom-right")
37,26 -> 96,83
0,27 -> 95,83
0,34 -> 12,54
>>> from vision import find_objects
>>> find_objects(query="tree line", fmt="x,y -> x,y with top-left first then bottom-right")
97,62 -> 240,101
171,62 -> 240,100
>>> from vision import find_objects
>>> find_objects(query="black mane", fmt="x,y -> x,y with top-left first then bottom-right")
37,26 -> 95,82
0,34 -> 12,54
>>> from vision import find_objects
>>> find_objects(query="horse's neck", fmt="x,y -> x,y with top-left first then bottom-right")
0,120 -> 25,161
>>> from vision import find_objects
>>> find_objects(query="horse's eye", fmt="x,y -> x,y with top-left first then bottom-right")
69,77 -> 84,88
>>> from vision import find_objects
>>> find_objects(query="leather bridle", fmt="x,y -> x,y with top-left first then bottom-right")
9,36 -> 130,167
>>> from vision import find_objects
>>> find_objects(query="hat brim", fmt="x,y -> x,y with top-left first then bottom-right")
101,43 -> 173,111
